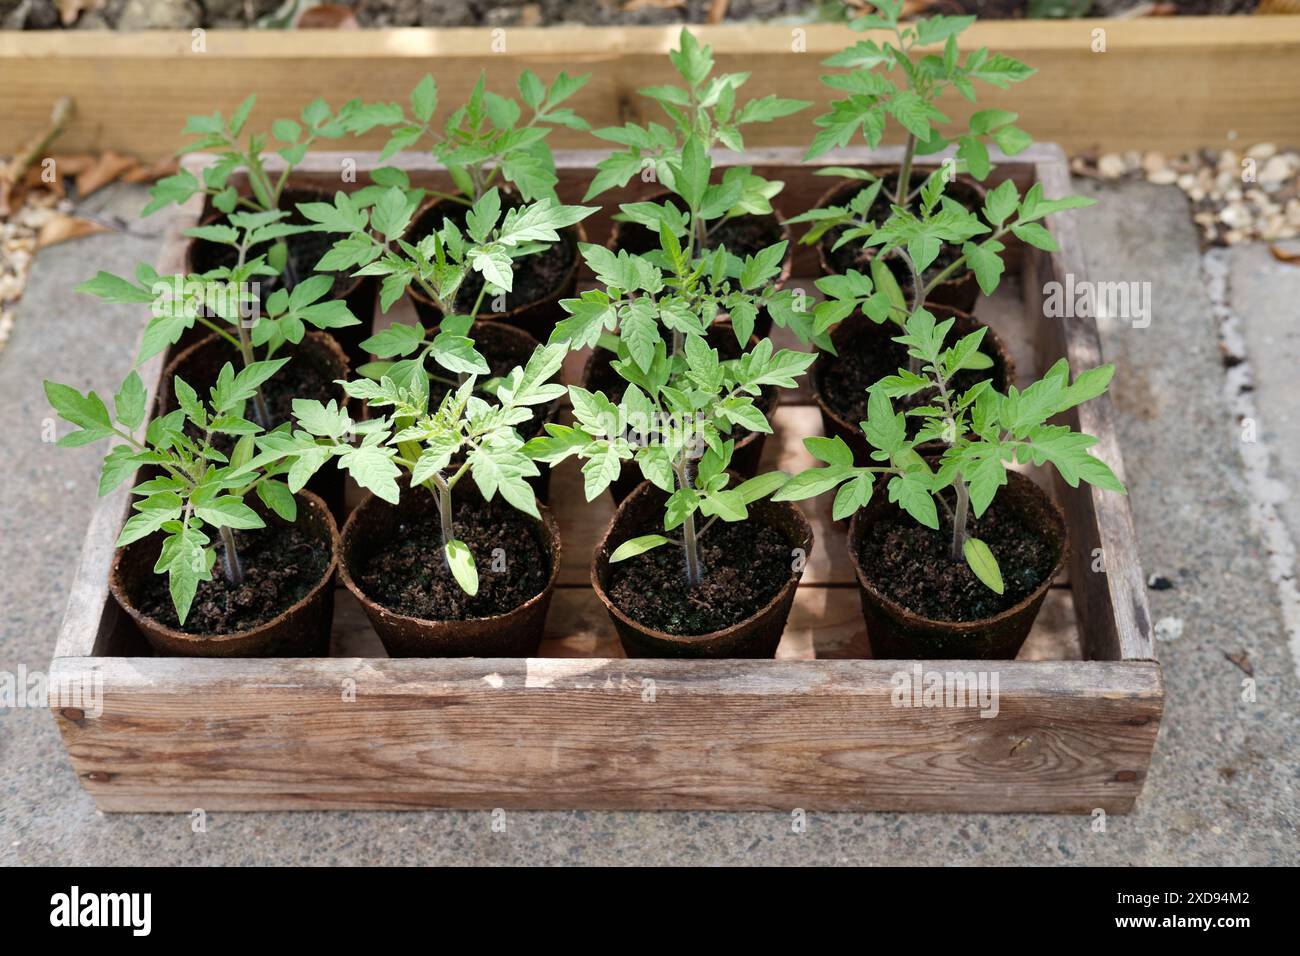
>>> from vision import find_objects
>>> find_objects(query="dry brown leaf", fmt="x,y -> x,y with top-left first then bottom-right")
295,3 -> 360,29
75,151 -> 139,198
121,156 -> 179,185
1223,649 -> 1254,676
36,213 -> 110,250
56,0 -> 105,26
1269,243 -> 1300,264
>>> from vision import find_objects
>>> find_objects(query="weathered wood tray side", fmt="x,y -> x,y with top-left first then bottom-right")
49,145 -> 1162,814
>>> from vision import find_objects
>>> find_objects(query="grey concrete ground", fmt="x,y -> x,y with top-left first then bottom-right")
1,181 -> 1297,866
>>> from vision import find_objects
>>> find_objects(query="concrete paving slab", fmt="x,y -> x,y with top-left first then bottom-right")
1,181 -> 1296,866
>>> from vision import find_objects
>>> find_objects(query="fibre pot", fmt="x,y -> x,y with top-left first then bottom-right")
847,470 -> 1068,660
609,186 -> 794,339
184,185 -> 376,366
581,326 -> 779,504
813,172 -> 986,313
404,194 -> 585,344
810,305 -> 1014,468
159,330 -> 350,517
338,484 -> 561,658
591,478 -> 813,659
108,489 -> 338,657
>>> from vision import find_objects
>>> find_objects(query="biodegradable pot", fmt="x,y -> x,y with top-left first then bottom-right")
339,486 -> 561,658
404,194 -> 585,344
158,330 -> 351,517
608,186 -> 795,340
183,185 -> 376,367
108,489 -> 338,657
592,478 -> 813,659
813,172 -> 987,313
810,305 -> 1015,467
581,326 -> 778,504
848,471 -> 1068,660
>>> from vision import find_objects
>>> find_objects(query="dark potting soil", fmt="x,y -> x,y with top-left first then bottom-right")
182,347 -> 340,455
410,199 -> 577,314
607,518 -> 792,635
357,497 -> 551,620
858,491 -> 1056,622
820,173 -> 980,293
191,219 -> 355,300
136,522 -> 329,635
820,328 -> 999,440
615,203 -> 785,262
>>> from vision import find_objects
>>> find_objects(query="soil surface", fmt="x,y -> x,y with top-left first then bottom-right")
178,344 -> 341,455
819,323 -> 1002,439
857,490 -> 1056,622
820,172 -> 980,294
135,521 -> 329,635
614,201 -> 786,263
410,198 -> 576,315
190,208 -> 356,300
357,495 -> 551,620
608,517 -> 792,635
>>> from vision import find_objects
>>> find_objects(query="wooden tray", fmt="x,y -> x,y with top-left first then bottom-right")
49,145 -> 1162,813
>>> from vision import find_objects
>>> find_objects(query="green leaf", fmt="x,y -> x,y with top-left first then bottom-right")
677,137 -> 710,212
610,534 -> 673,563
983,179 -> 1020,227
832,473 -> 873,521
256,480 -> 298,522
112,372 -> 147,430
410,74 -> 438,124
1011,221 -> 1057,252
734,471 -> 788,505
773,465 -> 851,501
195,496 -> 265,531
963,536 -> 1004,595
805,434 -> 855,467
445,539 -> 479,596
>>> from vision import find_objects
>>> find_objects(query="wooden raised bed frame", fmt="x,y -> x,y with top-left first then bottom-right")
49,144 -> 1162,814
3,18 -> 1300,157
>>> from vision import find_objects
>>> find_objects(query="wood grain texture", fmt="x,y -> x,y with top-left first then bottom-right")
3,19 -> 1298,157
50,654 -> 1161,813
48,145 -> 1161,813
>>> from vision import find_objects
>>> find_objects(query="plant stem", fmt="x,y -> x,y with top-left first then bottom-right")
432,473 -> 455,549
218,524 -> 245,586
950,473 -> 969,562
674,452 -> 704,588
232,241 -> 273,428
895,133 -> 917,207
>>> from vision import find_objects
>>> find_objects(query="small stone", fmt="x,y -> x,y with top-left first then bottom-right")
114,0 -> 200,30
1141,151 -> 1167,174
1258,155 -> 1293,186
1219,204 -> 1251,229
1246,143 -> 1278,161
1177,173 -> 1196,191
1147,573 -> 1174,591
1146,168 -> 1178,186
1154,616 -> 1184,642
1097,153 -> 1126,180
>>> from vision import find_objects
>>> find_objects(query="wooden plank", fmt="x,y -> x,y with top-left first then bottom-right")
1028,148 -> 1155,664
3,19 -> 1298,158
49,653 -> 1159,813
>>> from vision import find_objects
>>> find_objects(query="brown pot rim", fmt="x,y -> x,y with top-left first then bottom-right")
337,489 -> 563,629
107,488 -> 340,647
183,184 -> 368,302
811,169 -> 987,289
589,477 -> 813,646
579,333 -> 781,458
403,191 -> 587,318
607,185 -> 795,293
846,469 -> 1069,634
160,328 -> 351,414
808,306 -> 1015,452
